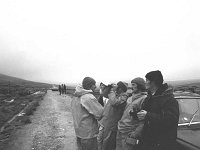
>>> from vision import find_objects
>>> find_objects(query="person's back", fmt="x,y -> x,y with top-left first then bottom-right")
71,77 -> 103,150
72,86 -> 103,138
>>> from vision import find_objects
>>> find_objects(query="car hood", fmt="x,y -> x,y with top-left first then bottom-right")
177,126 -> 200,148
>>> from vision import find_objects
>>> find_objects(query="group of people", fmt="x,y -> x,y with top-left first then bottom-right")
59,84 -> 67,95
71,70 -> 179,150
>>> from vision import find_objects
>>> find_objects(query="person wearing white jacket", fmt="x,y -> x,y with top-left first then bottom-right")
71,77 -> 104,150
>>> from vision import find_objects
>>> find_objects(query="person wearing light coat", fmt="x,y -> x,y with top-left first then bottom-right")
71,77 -> 104,150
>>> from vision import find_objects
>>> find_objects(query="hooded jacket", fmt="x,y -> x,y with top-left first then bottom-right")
99,91 -> 128,136
118,92 -> 147,136
141,83 -> 179,150
71,85 -> 104,139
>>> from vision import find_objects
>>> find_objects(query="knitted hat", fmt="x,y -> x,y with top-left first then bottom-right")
117,81 -> 127,92
145,70 -> 163,87
131,77 -> 146,92
82,77 -> 96,90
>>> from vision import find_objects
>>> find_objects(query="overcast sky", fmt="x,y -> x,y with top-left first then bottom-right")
0,0 -> 200,84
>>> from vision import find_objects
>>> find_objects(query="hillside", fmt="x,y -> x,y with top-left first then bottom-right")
0,73 -> 51,88
166,79 -> 200,94
0,73 -> 50,138
0,73 -> 52,96
167,79 -> 200,87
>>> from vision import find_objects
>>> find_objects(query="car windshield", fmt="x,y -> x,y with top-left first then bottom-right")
178,98 -> 200,124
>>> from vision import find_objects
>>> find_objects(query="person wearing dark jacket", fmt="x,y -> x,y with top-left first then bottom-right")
99,81 -> 128,150
137,70 -> 179,150
59,85 -> 62,95
63,84 -> 67,94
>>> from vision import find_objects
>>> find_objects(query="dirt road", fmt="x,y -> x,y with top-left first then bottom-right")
4,90 -> 77,150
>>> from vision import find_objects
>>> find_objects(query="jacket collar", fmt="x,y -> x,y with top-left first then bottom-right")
149,83 -> 173,98
132,92 -> 147,101
74,85 -> 93,97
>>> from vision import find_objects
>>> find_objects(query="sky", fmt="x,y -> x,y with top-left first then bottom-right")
0,0 -> 200,84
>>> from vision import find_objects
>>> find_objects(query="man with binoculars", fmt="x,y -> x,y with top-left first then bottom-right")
98,81 -> 128,150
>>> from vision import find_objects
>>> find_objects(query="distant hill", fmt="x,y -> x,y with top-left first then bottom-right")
0,73 -> 51,88
166,79 -> 200,94
122,78 -> 200,94
167,79 -> 200,87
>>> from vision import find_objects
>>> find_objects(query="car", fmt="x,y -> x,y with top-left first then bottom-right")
51,85 -> 59,91
175,91 -> 200,150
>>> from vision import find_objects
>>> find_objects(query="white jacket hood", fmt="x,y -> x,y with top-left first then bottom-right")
74,85 -> 92,97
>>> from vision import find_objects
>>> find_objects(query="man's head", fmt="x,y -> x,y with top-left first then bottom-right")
145,70 -> 163,90
99,82 -> 106,93
99,82 -> 112,98
131,77 -> 146,93
101,85 -> 113,98
116,81 -> 127,94
82,77 -> 96,91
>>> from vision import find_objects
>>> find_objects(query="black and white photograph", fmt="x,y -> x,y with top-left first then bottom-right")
0,0 -> 200,150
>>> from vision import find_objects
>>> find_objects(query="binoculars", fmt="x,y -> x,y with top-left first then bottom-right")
129,107 -> 140,120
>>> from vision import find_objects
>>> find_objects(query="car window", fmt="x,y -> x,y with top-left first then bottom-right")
178,98 -> 200,124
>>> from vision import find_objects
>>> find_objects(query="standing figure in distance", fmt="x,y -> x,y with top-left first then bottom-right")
59,85 -> 62,95
64,84 -> 67,94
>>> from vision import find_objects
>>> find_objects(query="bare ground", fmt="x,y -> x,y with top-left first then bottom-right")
2,90 -> 77,150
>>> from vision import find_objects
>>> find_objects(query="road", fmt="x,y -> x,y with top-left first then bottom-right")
4,90 -> 77,150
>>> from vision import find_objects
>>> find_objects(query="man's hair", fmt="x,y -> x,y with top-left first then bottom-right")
145,70 -> 163,87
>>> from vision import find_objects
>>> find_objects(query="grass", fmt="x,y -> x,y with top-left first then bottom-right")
0,92 -> 46,149
0,93 -> 45,128
0,73 -> 51,133
0,73 -> 51,148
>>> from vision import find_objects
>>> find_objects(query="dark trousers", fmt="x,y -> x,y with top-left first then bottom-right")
77,137 -> 98,150
102,130 -> 117,150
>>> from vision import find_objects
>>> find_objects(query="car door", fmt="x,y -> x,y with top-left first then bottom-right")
176,97 -> 200,150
